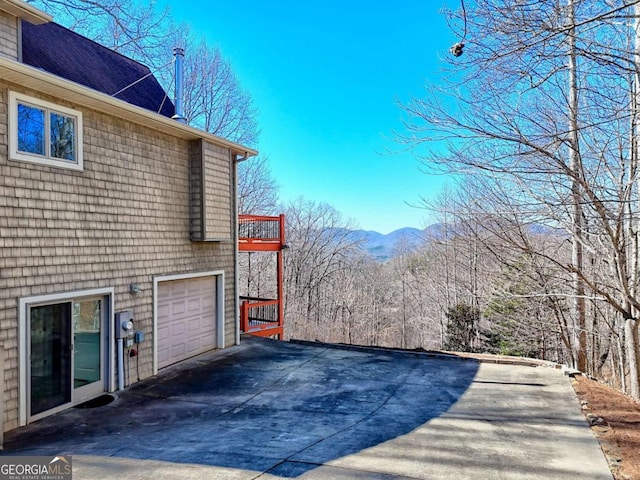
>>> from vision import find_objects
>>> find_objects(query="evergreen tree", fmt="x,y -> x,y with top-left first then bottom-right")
444,303 -> 480,352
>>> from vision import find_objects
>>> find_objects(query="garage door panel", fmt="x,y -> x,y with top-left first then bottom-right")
202,297 -> 215,311
187,320 -> 201,334
198,323 -> 214,335
172,343 -> 186,357
172,283 -> 187,296
157,276 -> 218,369
200,318 -> 215,332
172,301 -> 187,317
186,339 -> 201,354
158,302 -> 170,316
167,300 -> 187,320
187,299 -> 203,314
157,350 -> 169,367
157,323 -> 169,341
172,320 -> 187,336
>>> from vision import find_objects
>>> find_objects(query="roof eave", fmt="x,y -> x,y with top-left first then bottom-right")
0,56 -> 258,157
0,0 -> 52,24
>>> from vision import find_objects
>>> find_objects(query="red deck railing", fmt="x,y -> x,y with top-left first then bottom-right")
240,296 -> 283,338
238,214 -> 285,252
238,214 -> 286,339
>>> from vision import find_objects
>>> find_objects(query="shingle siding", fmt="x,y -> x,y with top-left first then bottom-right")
0,10 -> 17,60
203,142 -> 233,240
189,140 -> 234,241
0,82 -> 238,432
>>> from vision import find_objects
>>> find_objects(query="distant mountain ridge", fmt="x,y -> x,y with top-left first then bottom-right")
346,222 -> 563,261
348,227 -> 425,261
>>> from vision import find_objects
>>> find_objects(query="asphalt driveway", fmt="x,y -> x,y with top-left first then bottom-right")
2,336 -> 612,479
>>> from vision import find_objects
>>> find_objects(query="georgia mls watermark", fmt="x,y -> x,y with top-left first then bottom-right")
0,456 -> 72,480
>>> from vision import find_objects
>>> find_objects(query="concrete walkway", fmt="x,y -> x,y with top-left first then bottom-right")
2,337 -> 612,479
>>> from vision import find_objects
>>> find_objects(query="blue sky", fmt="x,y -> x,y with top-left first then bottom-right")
165,1 -> 460,234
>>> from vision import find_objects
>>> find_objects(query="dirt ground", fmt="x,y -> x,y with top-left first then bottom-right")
572,375 -> 640,480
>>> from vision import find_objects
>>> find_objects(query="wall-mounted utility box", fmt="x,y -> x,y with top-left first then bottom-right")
115,311 -> 134,339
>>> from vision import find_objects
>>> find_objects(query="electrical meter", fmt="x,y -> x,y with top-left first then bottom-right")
115,311 -> 134,339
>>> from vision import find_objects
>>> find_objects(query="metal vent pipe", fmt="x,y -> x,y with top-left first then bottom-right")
172,47 -> 186,123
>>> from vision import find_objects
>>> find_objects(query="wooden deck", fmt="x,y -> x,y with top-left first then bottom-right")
238,215 -> 285,338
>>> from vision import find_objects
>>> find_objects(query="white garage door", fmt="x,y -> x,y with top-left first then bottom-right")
157,276 -> 217,369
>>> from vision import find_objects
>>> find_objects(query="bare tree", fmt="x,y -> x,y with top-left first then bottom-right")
567,0 -> 588,372
282,198 -> 362,341
27,0 -> 176,68
168,30 -> 259,145
238,155 -> 279,215
399,0 -> 640,396
29,0 -> 260,145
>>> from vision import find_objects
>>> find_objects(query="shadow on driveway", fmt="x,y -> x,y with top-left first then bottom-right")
2,336 -> 479,477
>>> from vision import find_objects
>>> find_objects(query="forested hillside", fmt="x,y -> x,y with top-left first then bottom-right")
241,0 -> 640,401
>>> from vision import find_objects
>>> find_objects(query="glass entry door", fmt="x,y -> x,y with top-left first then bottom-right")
30,303 -> 72,416
72,299 -> 103,398
29,297 -> 105,419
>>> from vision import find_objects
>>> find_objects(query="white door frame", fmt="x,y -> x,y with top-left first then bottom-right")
18,287 -> 115,427
153,271 -> 225,375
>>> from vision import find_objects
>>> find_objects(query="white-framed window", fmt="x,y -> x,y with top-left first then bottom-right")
8,91 -> 83,170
